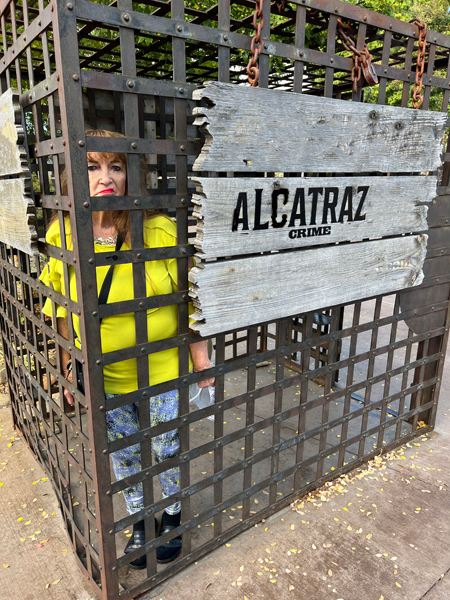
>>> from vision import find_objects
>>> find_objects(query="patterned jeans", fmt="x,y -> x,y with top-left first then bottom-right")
105,390 -> 181,515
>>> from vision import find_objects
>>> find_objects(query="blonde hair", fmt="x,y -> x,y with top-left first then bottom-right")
53,129 -> 154,245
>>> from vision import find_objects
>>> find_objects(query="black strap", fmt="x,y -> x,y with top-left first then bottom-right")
98,235 -> 123,326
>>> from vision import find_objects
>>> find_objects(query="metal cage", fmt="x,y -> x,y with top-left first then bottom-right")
1,0 -> 449,598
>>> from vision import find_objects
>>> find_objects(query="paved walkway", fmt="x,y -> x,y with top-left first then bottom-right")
1,361 -> 449,600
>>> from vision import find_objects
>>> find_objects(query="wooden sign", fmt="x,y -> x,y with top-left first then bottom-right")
193,175 -> 435,258
0,89 -> 36,255
0,179 -> 37,256
0,88 -> 29,177
189,235 -> 427,336
192,82 -> 446,173
189,83 -> 444,336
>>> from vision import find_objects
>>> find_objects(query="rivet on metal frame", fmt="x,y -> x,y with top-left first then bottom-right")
83,202 -> 90,208
131,142 -> 137,149
179,145 -> 185,151
177,24 -> 183,32
123,13 -> 130,22
72,74 -> 79,81
66,2 -> 73,9
78,140 -> 85,147
126,80 -> 135,88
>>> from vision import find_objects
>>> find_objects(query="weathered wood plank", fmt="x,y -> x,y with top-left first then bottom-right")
193,175 -> 435,258
188,235 -> 427,336
0,88 -> 29,177
192,82 -> 446,174
0,179 -> 37,255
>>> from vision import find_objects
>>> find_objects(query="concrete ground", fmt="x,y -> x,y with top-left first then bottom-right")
1,313 -> 449,599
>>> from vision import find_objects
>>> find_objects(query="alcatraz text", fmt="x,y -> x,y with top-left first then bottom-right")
231,185 -> 368,238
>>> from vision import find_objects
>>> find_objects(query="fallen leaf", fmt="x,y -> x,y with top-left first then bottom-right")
52,579 -> 61,585
291,524 -> 295,530
396,582 -> 402,588
213,570 -> 220,575
3,564 -> 9,568
289,585 -> 295,591
240,565 -> 244,572
328,570 -> 333,577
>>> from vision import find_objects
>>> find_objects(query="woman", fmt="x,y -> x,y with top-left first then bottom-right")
40,129 -> 214,567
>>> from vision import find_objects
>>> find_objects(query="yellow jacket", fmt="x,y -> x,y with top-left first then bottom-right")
39,214 -> 193,394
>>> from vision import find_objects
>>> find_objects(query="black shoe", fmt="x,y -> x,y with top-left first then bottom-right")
156,512 -> 182,564
124,519 -> 156,570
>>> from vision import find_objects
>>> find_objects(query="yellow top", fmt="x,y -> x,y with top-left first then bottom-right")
39,214 -> 193,394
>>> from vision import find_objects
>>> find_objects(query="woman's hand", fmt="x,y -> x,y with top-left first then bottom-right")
189,340 -> 215,388
194,357 -> 215,388
64,369 -> 75,406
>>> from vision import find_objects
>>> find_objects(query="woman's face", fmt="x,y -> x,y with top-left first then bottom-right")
87,153 -> 127,197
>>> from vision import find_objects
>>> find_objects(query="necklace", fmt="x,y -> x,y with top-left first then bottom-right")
94,234 -> 117,246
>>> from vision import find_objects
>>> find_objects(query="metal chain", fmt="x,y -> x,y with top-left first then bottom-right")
410,17 -> 428,109
336,18 -> 378,94
247,0 -> 264,87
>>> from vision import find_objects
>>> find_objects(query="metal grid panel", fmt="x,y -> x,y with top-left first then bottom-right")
1,1 -> 450,599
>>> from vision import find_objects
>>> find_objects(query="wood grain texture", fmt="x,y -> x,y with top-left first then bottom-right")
0,88 -> 29,177
193,175 -> 435,258
192,82 -> 446,174
0,178 -> 37,255
189,235 -> 427,336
